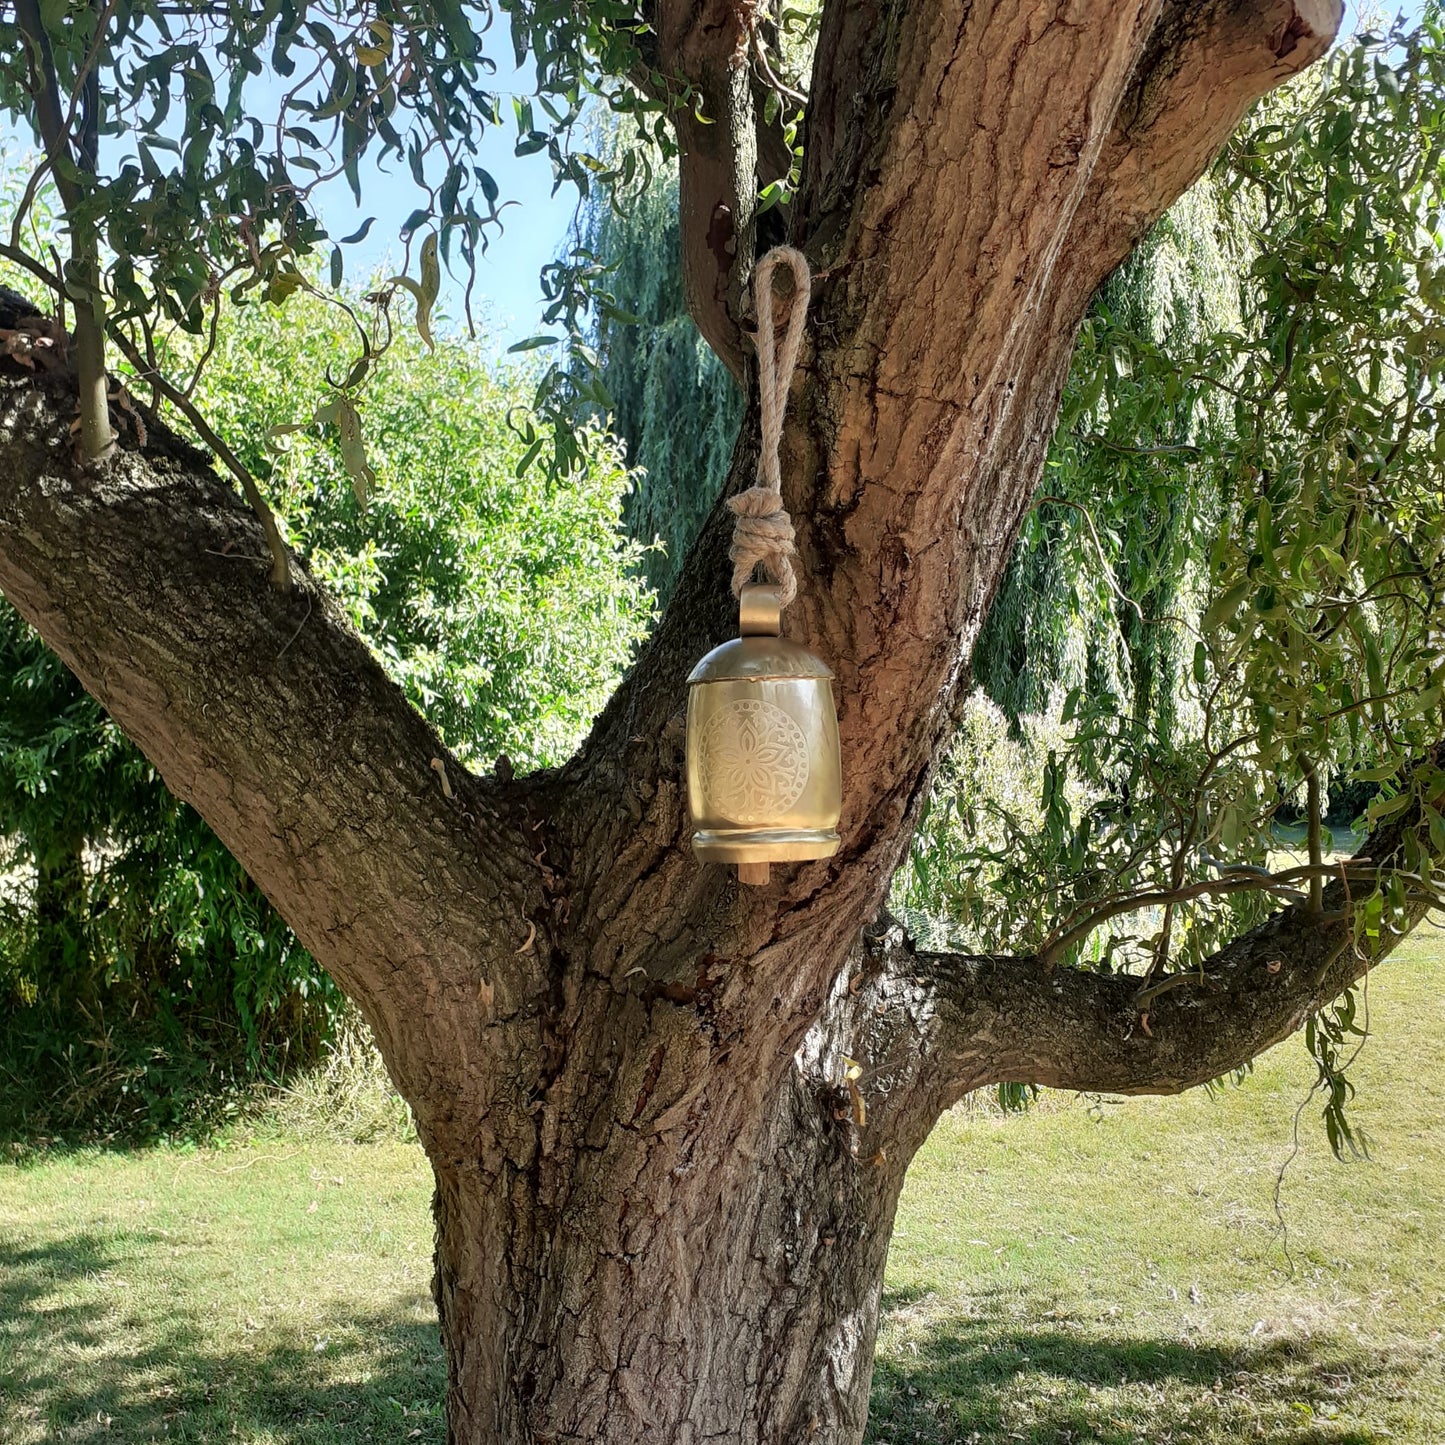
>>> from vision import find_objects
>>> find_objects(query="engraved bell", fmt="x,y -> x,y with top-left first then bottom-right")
686,583 -> 842,884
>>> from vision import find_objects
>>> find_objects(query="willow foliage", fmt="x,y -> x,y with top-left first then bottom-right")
908,17 -> 1445,994
971,178 -> 1244,736
581,155 -> 740,600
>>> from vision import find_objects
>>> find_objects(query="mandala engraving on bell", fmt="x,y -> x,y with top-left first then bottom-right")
700,698 -> 810,824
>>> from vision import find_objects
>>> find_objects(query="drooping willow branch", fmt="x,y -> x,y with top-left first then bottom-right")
1037,859 -> 1445,972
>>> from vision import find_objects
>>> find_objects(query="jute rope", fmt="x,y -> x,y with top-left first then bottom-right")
728,245 -> 810,608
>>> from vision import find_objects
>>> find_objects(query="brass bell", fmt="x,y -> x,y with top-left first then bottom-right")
686,583 -> 842,884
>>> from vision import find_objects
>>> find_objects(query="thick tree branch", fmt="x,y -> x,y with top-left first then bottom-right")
852,802 -> 1437,1142
589,0 -> 1344,772
1086,0 -> 1342,260
556,0 -> 1348,1114
0,377 -> 552,1147
574,1 -> 1175,987
630,0 -> 796,379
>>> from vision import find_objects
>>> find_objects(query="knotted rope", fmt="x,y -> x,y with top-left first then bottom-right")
728,245 -> 810,608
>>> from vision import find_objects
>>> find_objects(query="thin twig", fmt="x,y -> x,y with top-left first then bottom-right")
0,241 -> 64,298
109,326 -> 292,590
16,0 -> 110,458
1040,861 -> 1389,970
1305,761 -> 1323,911
59,0 -> 119,146
751,33 -> 807,106
1035,495 -> 1144,625
9,159 -> 56,255
1133,970 -> 1213,1005
276,588 -> 312,658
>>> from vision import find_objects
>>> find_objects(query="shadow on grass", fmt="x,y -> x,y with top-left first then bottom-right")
869,1286 -> 1388,1445
2,1234 -> 1398,1445
0,1231 -> 445,1444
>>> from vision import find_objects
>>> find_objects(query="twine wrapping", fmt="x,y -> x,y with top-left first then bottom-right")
728,245 -> 810,608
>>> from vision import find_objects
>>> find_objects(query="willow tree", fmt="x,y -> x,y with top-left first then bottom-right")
4,2 -> 1445,1442
583,158 -> 740,600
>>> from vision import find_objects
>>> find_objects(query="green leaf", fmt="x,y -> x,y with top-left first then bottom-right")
334,398 -> 376,506
1426,805 -> 1445,856
383,233 -> 439,351
1202,579 -> 1251,633
1353,761 -> 1402,783
514,437 -> 544,475
414,233 -> 440,351
1367,791 -> 1413,824
399,208 -> 430,242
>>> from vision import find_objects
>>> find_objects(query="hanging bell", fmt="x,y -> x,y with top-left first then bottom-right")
686,583 -> 842,884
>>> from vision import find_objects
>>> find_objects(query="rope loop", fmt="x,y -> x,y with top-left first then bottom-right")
727,245 -> 810,608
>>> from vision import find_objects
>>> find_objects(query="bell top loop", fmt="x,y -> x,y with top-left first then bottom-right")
739,582 -> 782,637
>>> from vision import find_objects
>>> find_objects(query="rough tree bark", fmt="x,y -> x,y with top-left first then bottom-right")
0,2 -> 1364,1442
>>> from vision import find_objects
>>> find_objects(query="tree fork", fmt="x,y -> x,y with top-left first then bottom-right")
1,337 -> 1418,1445
0,2 -> 1358,1443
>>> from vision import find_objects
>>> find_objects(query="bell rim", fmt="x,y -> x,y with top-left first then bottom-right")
692,828 -> 841,863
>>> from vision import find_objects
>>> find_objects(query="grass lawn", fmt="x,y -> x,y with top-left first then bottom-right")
2,935 -> 1443,1445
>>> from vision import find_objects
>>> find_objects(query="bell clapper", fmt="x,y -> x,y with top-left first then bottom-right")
738,861 -> 771,886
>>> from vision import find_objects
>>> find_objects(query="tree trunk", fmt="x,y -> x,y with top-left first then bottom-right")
416,924 -> 1001,1445
429,1020 -> 910,1443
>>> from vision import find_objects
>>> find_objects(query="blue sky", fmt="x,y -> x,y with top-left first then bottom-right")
1,48 -> 580,351
275,58 -> 581,350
